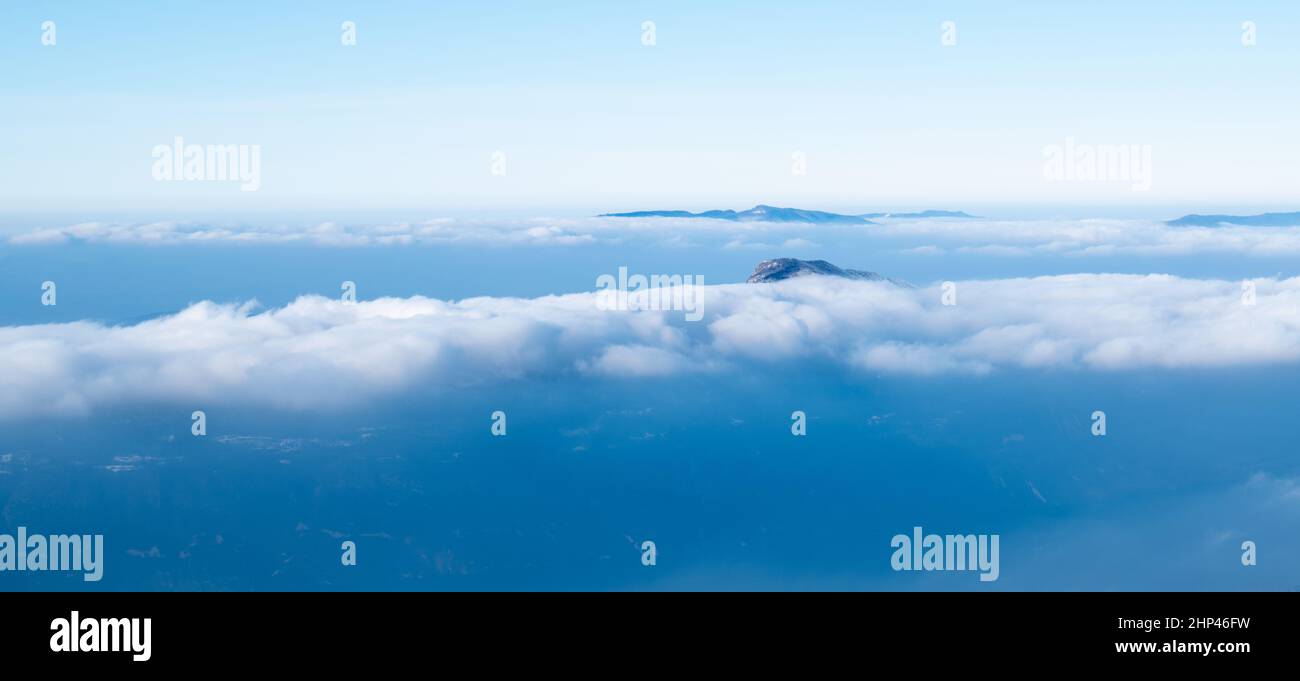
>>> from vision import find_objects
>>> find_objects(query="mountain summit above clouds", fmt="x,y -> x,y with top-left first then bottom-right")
746,258 -> 910,286
600,205 -> 976,223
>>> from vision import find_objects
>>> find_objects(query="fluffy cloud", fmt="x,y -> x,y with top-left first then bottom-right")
2,274 -> 1300,418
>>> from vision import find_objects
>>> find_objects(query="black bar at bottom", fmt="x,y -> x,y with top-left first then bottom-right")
0,591 -> 1287,669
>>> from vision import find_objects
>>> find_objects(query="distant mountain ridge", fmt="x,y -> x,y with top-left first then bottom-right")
1167,212 -> 1300,227
746,258 -> 911,287
600,204 -> 976,223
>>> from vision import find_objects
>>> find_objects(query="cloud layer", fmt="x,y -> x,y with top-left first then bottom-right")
3,274 -> 1300,419
6,219 -> 599,247
11,216 -> 1300,256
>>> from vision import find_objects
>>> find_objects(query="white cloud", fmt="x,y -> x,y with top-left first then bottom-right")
3,274 -> 1300,419
7,219 -> 598,247
878,217 -> 1300,257
11,215 -> 1300,256
577,344 -> 693,377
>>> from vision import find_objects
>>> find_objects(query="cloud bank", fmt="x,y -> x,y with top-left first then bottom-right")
11,216 -> 1300,256
3,274 -> 1300,419
876,218 -> 1300,257
6,219 -> 599,247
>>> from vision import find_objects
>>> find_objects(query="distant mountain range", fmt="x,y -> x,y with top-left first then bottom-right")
1167,212 -> 1300,227
600,204 -> 977,223
746,258 -> 911,287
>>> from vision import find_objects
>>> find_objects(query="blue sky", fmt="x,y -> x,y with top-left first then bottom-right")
2,1 -> 1298,215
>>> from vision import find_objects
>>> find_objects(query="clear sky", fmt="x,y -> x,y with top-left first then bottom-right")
1,1 -> 1297,215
